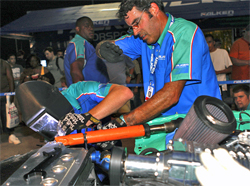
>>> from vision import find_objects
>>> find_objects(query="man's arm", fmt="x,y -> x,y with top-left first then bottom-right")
70,58 -> 85,83
231,57 -> 250,66
215,65 -> 232,75
126,67 -> 134,84
133,73 -> 142,94
87,84 -> 133,123
124,80 -> 186,126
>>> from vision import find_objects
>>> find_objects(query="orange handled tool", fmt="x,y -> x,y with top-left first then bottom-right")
55,118 -> 182,146
55,125 -> 146,146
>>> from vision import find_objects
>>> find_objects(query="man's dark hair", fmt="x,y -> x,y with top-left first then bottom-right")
233,84 -> 250,96
26,53 -> 41,67
43,46 -> 54,53
116,0 -> 164,20
76,16 -> 92,27
17,49 -> 25,57
204,34 -> 214,41
57,49 -> 64,53
7,54 -> 16,59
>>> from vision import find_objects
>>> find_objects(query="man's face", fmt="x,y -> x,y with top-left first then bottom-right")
8,55 -> 16,65
76,19 -> 94,42
234,91 -> 250,110
125,7 -> 161,45
205,37 -> 215,52
57,51 -> 64,58
44,50 -> 54,61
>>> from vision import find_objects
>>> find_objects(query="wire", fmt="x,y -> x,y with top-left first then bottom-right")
238,111 -> 250,128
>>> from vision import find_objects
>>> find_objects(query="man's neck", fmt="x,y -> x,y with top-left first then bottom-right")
210,47 -> 217,53
8,62 -> 14,67
159,12 -> 169,35
52,55 -> 56,61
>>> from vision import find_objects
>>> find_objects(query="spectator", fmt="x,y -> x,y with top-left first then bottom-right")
233,84 -> 250,111
104,54 -> 134,114
44,47 -> 64,88
56,49 -> 64,58
214,39 -> 222,49
16,49 -> 26,68
96,0 -> 221,126
7,54 -> 23,89
205,34 -> 232,100
20,54 -> 55,85
60,76 -> 67,88
105,54 -> 134,85
64,16 -> 109,87
229,24 -> 250,80
0,59 -> 21,144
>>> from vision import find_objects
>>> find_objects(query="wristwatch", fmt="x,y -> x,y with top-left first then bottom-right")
128,74 -> 132,78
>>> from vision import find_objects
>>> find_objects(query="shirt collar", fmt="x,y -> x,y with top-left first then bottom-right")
75,34 -> 85,40
148,12 -> 173,49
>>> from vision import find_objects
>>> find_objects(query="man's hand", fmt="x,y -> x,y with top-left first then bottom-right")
59,112 -> 100,135
96,117 -> 126,150
195,148 -> 250,186
100,117 -> 127,130
99,42 -> 124,63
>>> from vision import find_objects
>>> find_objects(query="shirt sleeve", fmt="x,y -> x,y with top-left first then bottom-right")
223,49 -> 233,67
170,21 -> 204,84
115,35 -> 142,61
75,40 -> 86,59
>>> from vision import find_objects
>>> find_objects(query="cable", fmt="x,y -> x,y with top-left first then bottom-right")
239,111 -> 250,128
139,148 -> 159,156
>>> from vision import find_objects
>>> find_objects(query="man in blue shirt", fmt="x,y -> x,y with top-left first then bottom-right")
64,16 -> 109,87
96,0 -> 221,126
59,81 -> 133,134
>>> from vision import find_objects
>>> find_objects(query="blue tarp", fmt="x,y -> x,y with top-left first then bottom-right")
1,0 -> 249,35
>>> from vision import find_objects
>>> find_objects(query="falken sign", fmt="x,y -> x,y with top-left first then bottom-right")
163,0 -> 249,19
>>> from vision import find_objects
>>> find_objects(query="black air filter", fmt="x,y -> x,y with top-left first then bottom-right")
173,96 -> 236,144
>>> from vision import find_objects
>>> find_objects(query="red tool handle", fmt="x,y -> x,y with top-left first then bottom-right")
55,125 -> 146,146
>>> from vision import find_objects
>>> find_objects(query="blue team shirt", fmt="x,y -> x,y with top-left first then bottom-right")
61,81 -> 111,134
61,81 -> 112,114
115,13 -> 221,116
64,34 -> 109,87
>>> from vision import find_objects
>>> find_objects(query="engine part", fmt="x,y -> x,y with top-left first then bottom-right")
108,137 -> 250,186
174,96 -> 236,144
16,81 -> 73,141
23,147 -> 62,182
3,142 -> 98,186
109,147 -> 126,186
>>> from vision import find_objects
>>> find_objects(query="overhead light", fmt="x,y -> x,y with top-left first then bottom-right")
100,8 -> 119,11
